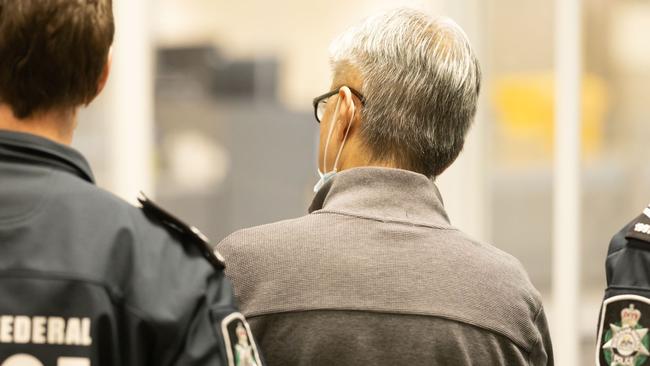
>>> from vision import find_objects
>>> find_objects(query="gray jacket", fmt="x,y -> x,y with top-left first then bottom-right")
218,167 -> 553,365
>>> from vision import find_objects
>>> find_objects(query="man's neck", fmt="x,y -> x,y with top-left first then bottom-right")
338,137 -> 399,172
0,105 -> 76,145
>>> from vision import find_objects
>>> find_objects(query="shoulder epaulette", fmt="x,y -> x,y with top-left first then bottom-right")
137,193 -> 225,270
625,204 -> 650,245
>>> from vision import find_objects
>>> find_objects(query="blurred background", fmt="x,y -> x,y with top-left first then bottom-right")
74,0 -> 650,364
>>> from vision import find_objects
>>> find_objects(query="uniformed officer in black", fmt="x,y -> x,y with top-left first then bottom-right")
0,1 -> 261,365
596,204 -> 650,366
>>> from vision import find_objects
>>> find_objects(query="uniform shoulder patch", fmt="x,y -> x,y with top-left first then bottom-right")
625,205 -> 650,245
221,312 -> 262,366
138,193 -> 225,270
597,294 -> 650,366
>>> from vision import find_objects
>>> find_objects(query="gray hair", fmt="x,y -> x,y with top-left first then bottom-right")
329,8 -> 481,177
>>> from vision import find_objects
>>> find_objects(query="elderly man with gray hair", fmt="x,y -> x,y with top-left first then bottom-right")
218,8 -> 553,366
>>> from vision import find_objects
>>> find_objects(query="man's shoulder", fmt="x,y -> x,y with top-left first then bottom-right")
216,214 -> 323,283
218,214 -> 315,252
465,230 -> 531,274
426,230 -> 546,351
445,228 -> 542,302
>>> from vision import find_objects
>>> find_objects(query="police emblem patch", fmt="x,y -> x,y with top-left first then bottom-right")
597,295 -> 650,366
221,313 -> 261,366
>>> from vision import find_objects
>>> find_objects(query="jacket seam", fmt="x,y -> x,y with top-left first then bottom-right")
246,307 -> 533,353
0,268 -> 145,316
310,210 -> 457,231
0,268 -> 115,289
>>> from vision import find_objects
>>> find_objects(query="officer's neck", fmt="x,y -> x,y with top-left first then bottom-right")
0,104 -> 77,146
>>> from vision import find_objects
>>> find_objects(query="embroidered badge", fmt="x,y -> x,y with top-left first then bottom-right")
598,295 -> 650,366
221,313 -> 262,366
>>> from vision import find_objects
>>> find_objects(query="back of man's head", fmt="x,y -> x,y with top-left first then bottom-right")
0,0 -> 114,120
330,8 -> 481,178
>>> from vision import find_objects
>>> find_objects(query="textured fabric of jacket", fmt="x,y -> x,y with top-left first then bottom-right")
218,167 -> 554,366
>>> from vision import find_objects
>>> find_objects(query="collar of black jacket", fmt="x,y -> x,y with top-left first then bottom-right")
309,167 -> 451,228
0,130 -> 94,184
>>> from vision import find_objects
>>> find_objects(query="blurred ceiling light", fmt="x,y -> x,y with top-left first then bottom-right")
610,2 -> 650,73
164,130 -> 231,192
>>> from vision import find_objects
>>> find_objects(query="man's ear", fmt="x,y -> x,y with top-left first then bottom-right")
335,86 -> 356,141
96,47 -> 113,97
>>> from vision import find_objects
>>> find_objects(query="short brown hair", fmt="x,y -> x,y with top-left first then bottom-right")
0,0 -> 114,119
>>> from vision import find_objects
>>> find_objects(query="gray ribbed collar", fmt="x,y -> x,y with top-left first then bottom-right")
309,167 -> 451,228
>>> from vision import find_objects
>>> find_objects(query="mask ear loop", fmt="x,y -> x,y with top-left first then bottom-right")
331,104 -> 355,173
322,98 -> 342,173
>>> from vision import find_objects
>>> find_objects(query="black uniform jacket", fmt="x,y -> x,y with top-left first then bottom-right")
597,204 -> 650,366
0,131 -> 262,366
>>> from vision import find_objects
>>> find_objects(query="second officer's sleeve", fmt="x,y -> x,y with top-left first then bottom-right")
124,198 -> 263,366
595,206 -> 650,365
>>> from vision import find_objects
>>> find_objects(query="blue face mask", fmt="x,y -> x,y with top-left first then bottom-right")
313,98 -> 354,193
